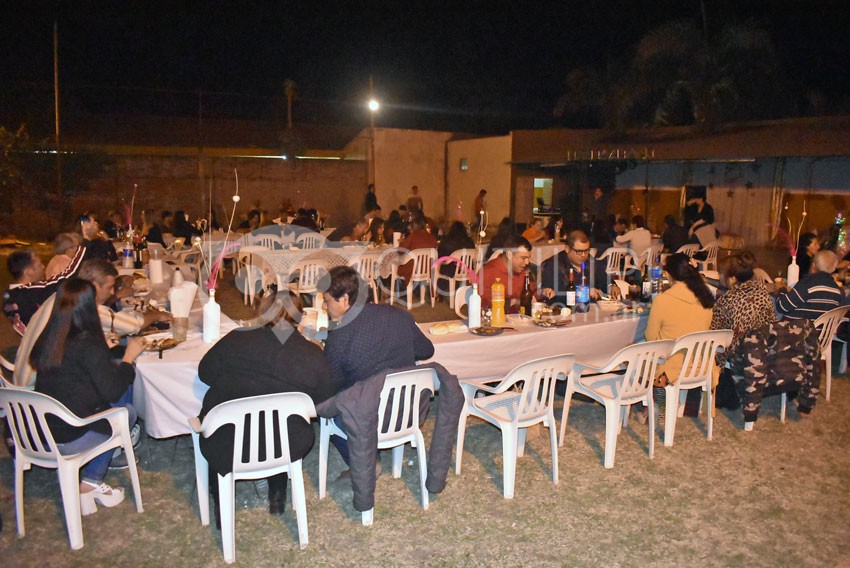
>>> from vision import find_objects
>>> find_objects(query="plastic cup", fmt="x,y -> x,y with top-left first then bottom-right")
172,317 -> 189,341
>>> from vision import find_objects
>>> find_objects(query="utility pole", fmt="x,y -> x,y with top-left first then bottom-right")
54,19 -> 63,225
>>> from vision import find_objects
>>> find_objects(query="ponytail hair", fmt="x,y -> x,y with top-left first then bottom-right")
664,253 -> 715,309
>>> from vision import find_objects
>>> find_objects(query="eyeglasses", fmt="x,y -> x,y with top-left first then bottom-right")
572,248 -> 591,256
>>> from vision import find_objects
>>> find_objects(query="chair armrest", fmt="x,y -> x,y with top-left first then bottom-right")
61,406 -> 129,430
459,375 -> 516,395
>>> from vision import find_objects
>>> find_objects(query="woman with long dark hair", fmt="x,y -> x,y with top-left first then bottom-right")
32,278 -> 146,515
645,253 -> 716,387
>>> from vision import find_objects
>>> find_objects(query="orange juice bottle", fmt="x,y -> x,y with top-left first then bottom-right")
491,278 -> 506,327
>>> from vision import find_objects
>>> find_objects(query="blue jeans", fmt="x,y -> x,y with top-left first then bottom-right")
58,386 -> 137,484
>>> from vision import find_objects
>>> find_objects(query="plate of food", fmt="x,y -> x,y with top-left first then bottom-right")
596,300 -> 626,313
533,317 -> 571,328
145,337 -> 182,352
429,321 -> 468,336
469,326 -> 504,337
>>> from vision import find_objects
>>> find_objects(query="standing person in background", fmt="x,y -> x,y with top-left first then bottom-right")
363,184 -> 380,216
590,187 -> 607,227
406,185 -> 424,214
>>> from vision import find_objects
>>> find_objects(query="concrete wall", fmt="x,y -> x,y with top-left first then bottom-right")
447,135 -> 512,228
78,153 -> 366,230
371,128 -> 454,221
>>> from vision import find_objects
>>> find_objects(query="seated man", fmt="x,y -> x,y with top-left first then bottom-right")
327,217 -> 370,242
540,229 -> 608,303
776,250 -> 843,320
3,246 -> 85,335
198,292 -> 337,520
478,235 -> 554,311
79,213 -> 118,263
661,214 -> 689,253
78,259 -> 171,340
322,266 -> 434,465
615,215 -> 652,255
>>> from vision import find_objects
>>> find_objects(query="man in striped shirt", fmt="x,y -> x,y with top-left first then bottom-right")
776,250 -> 843,320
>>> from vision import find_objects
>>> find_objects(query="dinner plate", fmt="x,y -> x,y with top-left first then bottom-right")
145,338 -> 182,351
533,318 -> 571,328
469,326 -> 504,336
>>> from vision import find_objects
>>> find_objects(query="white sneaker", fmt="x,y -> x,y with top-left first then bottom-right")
130,423 -> 142,448
80,482 -> 125,516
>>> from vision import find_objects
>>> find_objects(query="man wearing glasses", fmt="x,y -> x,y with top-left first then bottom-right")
540,229 -> 607,304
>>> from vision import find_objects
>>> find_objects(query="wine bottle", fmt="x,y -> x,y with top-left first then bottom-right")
565,266 -> 576,309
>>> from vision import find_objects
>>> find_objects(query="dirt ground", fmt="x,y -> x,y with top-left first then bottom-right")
1,243 -> 849,566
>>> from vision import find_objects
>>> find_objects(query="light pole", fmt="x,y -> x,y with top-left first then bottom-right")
368,97 -> 379,185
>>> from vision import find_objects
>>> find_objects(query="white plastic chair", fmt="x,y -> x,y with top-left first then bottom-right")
234,245 -> 269,305
695,241 -> 721,272
435,248 -> 477,309
454,285 -> 473,319
13,294 -> 55,388
814,305 -> 850,402
596,247 -> 639,281
353,252 -> 381,303
295,232 -> 326,250
189,392 -> 317,562
318,368 -> 435,525
249,234 -> 283,250
676,243 -> 700,258
560,340 -> 675,469
637,243 -> 663,271
391,248 -> 437,309
456,355 -> 573,498
289,258 -> 328,305
661,330 -> 733,446
0,388 -> 143,550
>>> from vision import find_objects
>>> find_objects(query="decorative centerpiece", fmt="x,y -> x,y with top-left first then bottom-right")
783,200 -> 807,289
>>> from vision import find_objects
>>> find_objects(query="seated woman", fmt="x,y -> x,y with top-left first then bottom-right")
794,233 -> 820,277
32,278 -> 146,515
367,217 -> 386,245
710,251 -> 778,408
521,218 -> 547,244
197,292 -> 337,521
642,253 -> 716,420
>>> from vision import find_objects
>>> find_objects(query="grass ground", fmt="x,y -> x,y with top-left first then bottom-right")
1,243 -> 848,566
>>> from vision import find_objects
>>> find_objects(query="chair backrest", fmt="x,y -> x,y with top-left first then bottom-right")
402,248 -> 437,281
504,355 -> 575,423
671,330 -> 733,387
353,252 -> 379,282
454,285 -> 472,318
293,258 -> 328,294
0,388 -> 71,465
251,234 -> 283,250
200,392 -> 316,476
449,248 -> 478,278
295,232 -> 326,249
814,305 -> 850,352
676,243 -> 700,258
597,247 -> 638,278
14,293 -> 55,388
169,237 -> 186,252
639,243 -> 663,269
376,368 -> 436,445
606,340 -> 675,401
700,241 -> 720,262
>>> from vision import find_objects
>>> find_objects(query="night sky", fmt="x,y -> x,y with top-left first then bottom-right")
3,1 -> 848,132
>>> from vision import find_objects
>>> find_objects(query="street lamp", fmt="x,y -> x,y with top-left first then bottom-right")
368,97 -> 379,185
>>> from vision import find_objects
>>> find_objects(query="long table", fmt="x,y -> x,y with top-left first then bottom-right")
419,309 -> 647,381
133,301 -> 239,438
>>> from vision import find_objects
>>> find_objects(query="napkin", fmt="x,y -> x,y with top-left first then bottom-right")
168,281 -> 198,318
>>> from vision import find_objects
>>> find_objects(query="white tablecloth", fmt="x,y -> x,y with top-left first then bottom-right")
133,301 -> 239,438
254,245 -> 400,279
419,310 -> 647,381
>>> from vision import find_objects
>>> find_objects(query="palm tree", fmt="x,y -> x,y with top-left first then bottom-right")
627,18 -> 785,131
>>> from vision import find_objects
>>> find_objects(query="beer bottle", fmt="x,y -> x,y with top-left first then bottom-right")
519,272 -> 533,316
